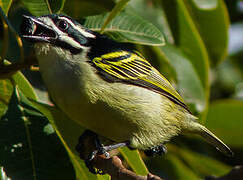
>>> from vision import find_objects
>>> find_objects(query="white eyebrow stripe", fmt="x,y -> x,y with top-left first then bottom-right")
58,17 -> 96,38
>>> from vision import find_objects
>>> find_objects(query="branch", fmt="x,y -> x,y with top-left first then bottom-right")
92,154 -> 163,180
76,131 -> 163,180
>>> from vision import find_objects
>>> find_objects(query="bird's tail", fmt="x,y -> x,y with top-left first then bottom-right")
187,119 -> 233,157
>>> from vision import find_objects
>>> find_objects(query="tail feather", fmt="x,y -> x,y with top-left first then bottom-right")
190,121 -> 233,157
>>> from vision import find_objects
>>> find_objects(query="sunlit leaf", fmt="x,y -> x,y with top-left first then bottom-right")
101,0 -> 130,33
12,72 -> 37,101
191,0 -> 218,9
185,0 -> 230,66
84,12 -> 165,46
119,147 -> 148,175
159,44 -> 206,113
161,0 -> 209,99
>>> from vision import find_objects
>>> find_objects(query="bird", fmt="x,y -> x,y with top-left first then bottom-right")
20,14 -> 232,172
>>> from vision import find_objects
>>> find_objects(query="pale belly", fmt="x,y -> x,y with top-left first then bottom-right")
37,47 -> 182,150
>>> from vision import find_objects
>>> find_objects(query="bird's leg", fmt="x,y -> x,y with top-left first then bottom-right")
75,130 -> 129,174
144,144 -> 167,157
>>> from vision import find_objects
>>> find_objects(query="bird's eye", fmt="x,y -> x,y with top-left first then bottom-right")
56,20 -> 69,30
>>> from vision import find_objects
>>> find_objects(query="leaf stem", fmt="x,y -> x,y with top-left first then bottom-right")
57,0 -> 66,13
100,0 -> 130,34
45,0 -> 53,14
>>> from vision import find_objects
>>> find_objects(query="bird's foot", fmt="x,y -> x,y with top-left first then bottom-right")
76,130 -> 129,174
144,144 -> 167,157
84,145 -> 109,175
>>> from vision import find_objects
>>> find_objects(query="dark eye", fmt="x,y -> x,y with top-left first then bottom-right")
56,20 -> 69,30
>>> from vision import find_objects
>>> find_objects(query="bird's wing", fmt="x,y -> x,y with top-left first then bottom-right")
92,50 -> 190,113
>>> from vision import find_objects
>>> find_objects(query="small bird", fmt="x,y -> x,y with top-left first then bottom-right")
21,14 -> 232,167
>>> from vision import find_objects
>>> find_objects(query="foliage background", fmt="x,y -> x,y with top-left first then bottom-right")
0,0 -> 243,179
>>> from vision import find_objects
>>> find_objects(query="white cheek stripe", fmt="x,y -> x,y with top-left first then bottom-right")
59,36 -> 82,49
59,17 -> 96,38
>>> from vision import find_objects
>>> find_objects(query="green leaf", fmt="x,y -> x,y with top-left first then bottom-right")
56,0 -> 65,13
0,0 -> 12,15
21,0 -> 65,16
12,72 -> 37,101
176,147 -> 231,177
128,1 -> 174,44
0,60 -> 37,116
30,101 -> 102,180
21,0 -> 50,16
100,0 -> 130,33
0,88 -> 75,180
158,44 -> 206,113
191,0 -> 218,9
84,12 -> 165,46
49,0 -> 66,14
63,0 -> 115,18
161,0 -> 209,96
166,154 -> 199,180
0,78 -> 13,115
119,147 -> 148,176
185,0 -> 230,66
205,100 -> 243,147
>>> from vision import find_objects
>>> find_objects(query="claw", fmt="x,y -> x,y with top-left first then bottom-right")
76,130 -> 129,174
144,144 -> 167,157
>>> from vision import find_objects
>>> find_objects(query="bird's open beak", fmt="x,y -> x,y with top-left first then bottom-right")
21,15 -> 57,42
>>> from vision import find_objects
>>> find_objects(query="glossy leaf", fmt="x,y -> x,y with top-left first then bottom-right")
191,0 -> 218,9
185,0 -> 230,66
128,0 -> 174,44
12,72 -> 37,101
100,0 -> 130,33
119,147 -> 148,176
159,44 -> 206,113
161,0 -> 209,95
84,12 -> 165,46
205,100 -> 243,147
